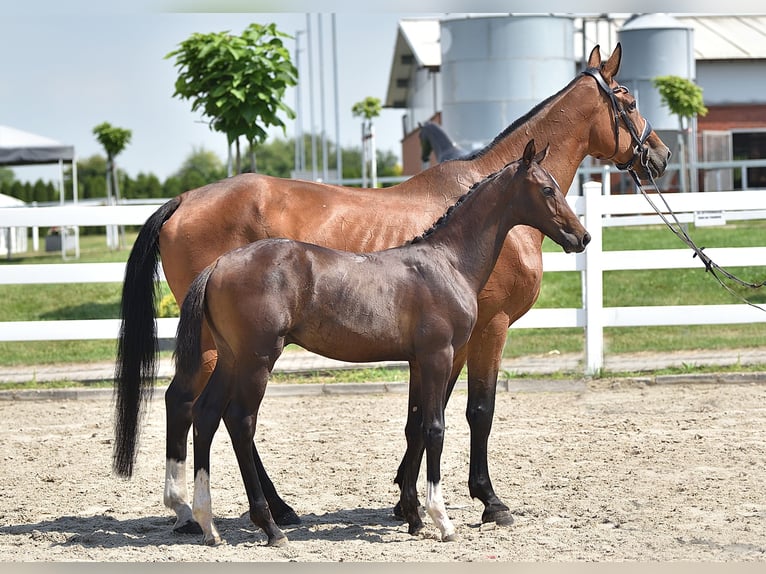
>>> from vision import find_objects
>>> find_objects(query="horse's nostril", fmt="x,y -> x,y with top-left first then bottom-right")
582,232 -> 592,247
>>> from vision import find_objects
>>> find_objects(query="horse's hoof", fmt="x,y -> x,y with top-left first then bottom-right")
274,508 -> 301,526
442,532 -> 458,542
267,534 -> 288,547
482,507 -> 514,527
173,519 -> 203,535
203,535 -> 223,546
407,520 -> 425,536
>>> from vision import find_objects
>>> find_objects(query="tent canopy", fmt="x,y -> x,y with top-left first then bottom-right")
0,125 -> 74,166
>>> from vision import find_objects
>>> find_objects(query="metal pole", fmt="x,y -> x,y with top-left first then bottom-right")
294,30 -> 304,176
332,13 -> 342,184
306,13 -> 318,181
318,13 -> 329,182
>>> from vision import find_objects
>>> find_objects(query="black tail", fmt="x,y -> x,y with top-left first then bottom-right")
173,264 -> 216,383
113,196 -> 182,478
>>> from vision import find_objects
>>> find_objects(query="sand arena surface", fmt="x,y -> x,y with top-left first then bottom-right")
1,380 -> 764,561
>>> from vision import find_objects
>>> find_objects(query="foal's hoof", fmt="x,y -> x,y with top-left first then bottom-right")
482,507 -> 514,527
173,519 -> 203,535
442,532 -> 458,542
203,534 -> 223,547
267,534 -> 289,547
274,508 -> 301,526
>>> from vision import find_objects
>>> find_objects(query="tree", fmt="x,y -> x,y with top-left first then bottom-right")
351,96 -> 382,187
166,22 -> 298,175
172,146 -> 227,190
652,75 -> 708,193
93,121 -> 132,248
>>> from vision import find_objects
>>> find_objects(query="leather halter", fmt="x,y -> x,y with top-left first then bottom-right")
583,67 -> 653,171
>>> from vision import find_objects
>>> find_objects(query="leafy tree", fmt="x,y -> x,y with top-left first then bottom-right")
652,75 -> 708,192
173,146 -> 227,190
166,22 -> 298,175
70,155 -> 108,200
92,121 -> 132,203
0,167 -> 14,188
352,96 -> 382,187
93,121 -> 132,248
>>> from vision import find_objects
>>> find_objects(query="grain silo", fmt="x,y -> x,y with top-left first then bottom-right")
439,14 -> 576,151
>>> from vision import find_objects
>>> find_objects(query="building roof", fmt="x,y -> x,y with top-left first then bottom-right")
675,14 -> 766,60
385,13 -> 766,108
384,18 -> 440,108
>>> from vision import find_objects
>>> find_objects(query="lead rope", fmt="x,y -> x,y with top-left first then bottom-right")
626,163 -> 766,312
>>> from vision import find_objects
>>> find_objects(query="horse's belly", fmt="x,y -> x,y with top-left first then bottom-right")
288,321 -> 409,364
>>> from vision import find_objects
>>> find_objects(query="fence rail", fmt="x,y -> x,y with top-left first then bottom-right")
2,185 -> 765,373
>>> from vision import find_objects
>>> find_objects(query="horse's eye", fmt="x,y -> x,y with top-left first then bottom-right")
542,186 -> 555,197
627,101 -> 637,112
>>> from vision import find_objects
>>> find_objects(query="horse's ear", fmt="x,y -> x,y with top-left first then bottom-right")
522,139 -> 536,166
587,44 -> 601,69
533,143 -> 549,165
601,42 -> 622,82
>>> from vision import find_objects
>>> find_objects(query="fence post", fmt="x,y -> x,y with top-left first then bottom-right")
582,180 -> 604,375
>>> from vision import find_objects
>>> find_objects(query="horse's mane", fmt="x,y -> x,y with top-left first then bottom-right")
458,75 -> 581,162
408,163 -> 512,245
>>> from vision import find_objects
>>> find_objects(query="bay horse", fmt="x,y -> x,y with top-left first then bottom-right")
175,140 -> 591,545
113,44 -> 671,534
419,121 -> 469,164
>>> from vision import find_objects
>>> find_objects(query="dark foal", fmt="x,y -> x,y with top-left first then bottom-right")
173,140 -> 591,546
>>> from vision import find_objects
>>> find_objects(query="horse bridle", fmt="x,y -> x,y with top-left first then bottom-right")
583,67 -> 653,172
584,67 -> 766,311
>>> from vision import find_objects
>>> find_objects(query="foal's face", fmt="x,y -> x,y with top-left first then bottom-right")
522,162 -> 591,254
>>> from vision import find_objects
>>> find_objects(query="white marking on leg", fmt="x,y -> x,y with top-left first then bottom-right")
426,480 -> 456,541
192,468 -> 221,545
164,459 -> 195,529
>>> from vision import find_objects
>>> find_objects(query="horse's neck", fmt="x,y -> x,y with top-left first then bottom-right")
469,81 -> 593,195
428,170 -> 522,293
430,128 -> 455,151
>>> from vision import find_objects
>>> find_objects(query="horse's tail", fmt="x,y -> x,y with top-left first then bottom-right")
173,263 -> 216,383
113,196 -> 182,478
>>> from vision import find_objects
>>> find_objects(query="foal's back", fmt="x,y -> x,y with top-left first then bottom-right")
204,238 -> 477,365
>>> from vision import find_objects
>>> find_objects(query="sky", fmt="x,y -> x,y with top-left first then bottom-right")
1,0 -> 742,185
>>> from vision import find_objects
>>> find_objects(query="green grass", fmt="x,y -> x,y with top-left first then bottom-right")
1,221 -> 765,370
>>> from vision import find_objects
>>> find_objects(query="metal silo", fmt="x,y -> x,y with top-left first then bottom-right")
439,15 -> 575,151
617,13 -> 695,132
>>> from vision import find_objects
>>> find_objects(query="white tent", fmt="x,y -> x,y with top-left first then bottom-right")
0,192 -> 28,257
0,125 -> 80,258
0,124 -> 79,203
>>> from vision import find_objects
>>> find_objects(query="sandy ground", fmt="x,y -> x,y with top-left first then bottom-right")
1,379 -> 765,562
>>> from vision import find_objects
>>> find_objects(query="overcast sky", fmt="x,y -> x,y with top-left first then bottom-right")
2,1 -> 742,184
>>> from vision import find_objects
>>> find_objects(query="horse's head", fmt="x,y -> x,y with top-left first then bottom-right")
584,43 -> 671,184
517,139 -> 591,253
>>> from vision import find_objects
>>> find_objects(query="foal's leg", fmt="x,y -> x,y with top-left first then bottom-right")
163,341 -> 217,535
222,363 -> 287,547
394,363 -> 425,534
190,365 -> 229,545
393,352 -> 466,522
419,350 -> 457,541
464,313 -> 514,526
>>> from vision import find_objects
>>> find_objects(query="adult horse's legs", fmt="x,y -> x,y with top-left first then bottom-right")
222,363 -> 287,547
464,313 -> 514,525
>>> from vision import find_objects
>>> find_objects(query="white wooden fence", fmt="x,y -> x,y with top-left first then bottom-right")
1,186 -> 765,374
